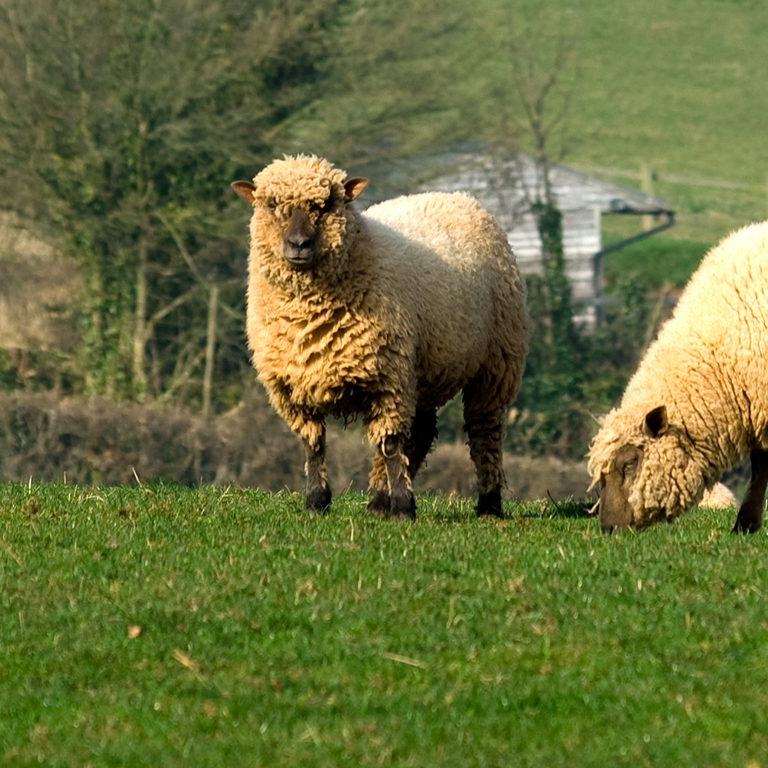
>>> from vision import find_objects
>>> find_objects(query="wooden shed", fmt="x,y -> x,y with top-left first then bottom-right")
416,150 -> 675,328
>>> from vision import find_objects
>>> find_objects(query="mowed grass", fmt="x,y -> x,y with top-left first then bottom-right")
1,483 -> 768,767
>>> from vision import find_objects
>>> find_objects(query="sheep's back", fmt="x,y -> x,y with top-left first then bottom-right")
364,192 -> 511,271
362,192 -> 525,405
621,221 -> 768,456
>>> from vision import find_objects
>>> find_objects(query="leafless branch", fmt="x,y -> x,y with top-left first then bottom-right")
155,209 -> 243,322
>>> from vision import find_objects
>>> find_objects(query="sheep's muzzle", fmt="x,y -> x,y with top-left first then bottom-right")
598,481 -> 634,533
282,208 -> 318,270
598,444 -> 642,533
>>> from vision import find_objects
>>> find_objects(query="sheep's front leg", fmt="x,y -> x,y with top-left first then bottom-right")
733,448 -> 768,533
265,380 -> 331,513
302,430 -> 332,513
367,454 -> 391,517
368,434 -> 415,521
367,410 -> 437,518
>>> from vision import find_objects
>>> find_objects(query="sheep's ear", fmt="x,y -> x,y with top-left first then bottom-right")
231,181 -> 257,205
642,405 -> 669,438
344,178 -> 368,201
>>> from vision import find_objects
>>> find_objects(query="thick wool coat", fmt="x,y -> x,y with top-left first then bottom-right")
588,222 -> 768,523
244,155 -> 529,495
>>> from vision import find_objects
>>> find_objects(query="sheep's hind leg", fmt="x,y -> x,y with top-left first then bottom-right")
404,409 -> 439,484
463,386 -> 505,518
733,448 -> 768,533
303,434 -> 332,513
366,488 -> 391,517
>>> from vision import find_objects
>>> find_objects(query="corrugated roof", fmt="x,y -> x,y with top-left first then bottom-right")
421,152 -> 672,216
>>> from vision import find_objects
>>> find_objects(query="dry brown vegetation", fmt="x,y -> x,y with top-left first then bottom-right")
0,388 -> 590,500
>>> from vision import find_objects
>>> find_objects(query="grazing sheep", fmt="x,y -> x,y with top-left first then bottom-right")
232,155 -> 529,520
588,221 -> 768,533
700,483 -> 737,509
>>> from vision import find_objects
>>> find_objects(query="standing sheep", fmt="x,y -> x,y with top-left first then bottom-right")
588,221 -> 768,533
232,155 -> 529,520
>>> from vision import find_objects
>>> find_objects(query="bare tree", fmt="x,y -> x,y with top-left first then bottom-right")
502,12 -> 581,357
0,0 -> 344,403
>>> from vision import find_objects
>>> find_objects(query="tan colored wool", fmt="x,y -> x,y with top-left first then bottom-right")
588,221 -> 768,525
244,155 -> 529,497
699,483 -> 737,509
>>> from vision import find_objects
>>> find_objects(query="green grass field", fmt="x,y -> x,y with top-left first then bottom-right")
602,236 -> 711,290
2,483 -> 767,767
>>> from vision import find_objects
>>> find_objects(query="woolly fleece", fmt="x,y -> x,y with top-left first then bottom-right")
700,483 -> 737,509
241,155 -> 529,510
588,221 -> 768,526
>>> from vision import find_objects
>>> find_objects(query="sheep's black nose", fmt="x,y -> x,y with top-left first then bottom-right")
287,233 -> 313,251
284,236 -> 316,269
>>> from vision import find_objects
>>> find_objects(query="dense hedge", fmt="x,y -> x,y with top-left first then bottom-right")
0,390 -> 592,501
0,388 -> 303,490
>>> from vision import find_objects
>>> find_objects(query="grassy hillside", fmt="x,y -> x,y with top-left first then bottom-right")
2,484 -> 768,766
283,0 -> 768,248
602,236 -> 711,290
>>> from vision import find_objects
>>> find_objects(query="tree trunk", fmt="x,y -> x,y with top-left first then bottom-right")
202,284 -> 219,419
132,237 -> 148,401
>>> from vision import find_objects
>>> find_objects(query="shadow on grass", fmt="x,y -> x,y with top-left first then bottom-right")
420,494 -> 597,523
517,496 -> 596,520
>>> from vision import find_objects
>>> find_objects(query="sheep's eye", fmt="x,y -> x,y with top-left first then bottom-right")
265,197 -> 278,212
310,197 -> 333,216
621,458 -> 638,477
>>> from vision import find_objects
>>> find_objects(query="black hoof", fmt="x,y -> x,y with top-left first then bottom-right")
367,490 -> 391,518
732,517 -> 761,534
306,486 -> 331,513
389,492 -> 416,521
477,490 -> 503,518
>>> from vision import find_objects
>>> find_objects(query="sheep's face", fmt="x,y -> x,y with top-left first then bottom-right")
589,405 -> 708,533
231,156 -> 368,292
279,198 -> 333,271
